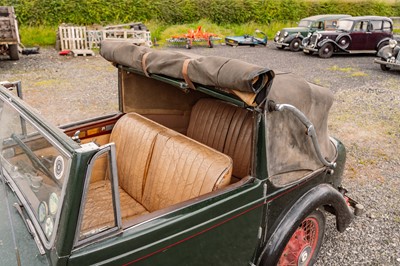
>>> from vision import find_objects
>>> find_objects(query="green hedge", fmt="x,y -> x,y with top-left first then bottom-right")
1,0 -> 399,26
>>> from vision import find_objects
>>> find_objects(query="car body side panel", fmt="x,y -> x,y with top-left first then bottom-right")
68,181 -> 266,265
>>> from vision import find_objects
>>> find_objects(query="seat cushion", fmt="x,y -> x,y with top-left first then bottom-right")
81,180 -> 149,232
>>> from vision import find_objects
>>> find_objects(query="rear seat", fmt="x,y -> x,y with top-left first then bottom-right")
187,98 -> 253,179
81,113 -> 232,231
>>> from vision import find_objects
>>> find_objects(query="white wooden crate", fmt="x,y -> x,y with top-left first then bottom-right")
59,26 -> 87,50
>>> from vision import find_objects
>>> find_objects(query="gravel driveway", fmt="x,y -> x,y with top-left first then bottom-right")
1,43 -> 399,265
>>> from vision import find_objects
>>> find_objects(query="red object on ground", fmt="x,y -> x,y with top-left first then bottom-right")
59,50 -> 71,56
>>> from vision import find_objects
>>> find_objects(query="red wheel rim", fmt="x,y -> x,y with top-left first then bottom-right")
278,217 -> 320,266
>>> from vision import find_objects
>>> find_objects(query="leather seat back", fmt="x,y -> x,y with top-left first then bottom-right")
111,112 -> 232,212
110,113 -> 165,202
187,98 -> 253,178
142,131 -> 232,212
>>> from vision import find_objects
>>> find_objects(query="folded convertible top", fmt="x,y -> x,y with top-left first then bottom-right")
100,40 -> 275,105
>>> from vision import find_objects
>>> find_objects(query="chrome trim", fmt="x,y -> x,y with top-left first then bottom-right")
73,143 -> 122,247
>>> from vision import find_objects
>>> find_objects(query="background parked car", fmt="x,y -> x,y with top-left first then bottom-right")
303,16 -> 393,58
375,39 -> 400,71
273,14 -> 350,52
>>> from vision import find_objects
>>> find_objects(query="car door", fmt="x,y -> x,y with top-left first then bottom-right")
349,20 -> 370,50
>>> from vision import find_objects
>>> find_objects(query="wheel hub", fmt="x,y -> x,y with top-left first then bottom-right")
298,246 -> 312,266
277,217 -> 319,266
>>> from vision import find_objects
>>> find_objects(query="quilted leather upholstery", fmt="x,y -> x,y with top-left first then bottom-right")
110,113 -> 166,201
82,112 -> 232,230
187,98 -> 253,178
142,132 -> 232,211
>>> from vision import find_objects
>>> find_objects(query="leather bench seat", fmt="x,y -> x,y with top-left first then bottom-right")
187,98 -> 254,179
82,113 -> 232,231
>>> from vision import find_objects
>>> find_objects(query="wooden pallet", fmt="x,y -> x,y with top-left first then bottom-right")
59,26 -> 87,50
71,49 -> 94,57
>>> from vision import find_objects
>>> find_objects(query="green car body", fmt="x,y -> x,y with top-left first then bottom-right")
274,14 -> 351,52
0,41 -> 359,266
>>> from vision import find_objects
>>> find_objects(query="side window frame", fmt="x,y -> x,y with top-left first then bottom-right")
73,143 -> 122,247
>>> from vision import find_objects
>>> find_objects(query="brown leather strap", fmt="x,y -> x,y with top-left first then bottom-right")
182,59 -> 196,90
141,52 -> 151,77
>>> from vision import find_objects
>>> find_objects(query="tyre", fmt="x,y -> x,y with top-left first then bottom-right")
289,38 -> 301,52
208,40 -> 213,48
318,43 -> 334,58
277,210 -> 326,266
9,44 -> 19,60
337,36 -> 350,49
380,63 -> 390,71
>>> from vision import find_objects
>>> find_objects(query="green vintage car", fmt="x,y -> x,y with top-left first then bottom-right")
274,14 -> 351,52
0,41 -> 362,265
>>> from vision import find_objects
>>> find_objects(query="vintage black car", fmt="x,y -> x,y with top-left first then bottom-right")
303,16 -> 393,58
0,41 -> 362,265
273,14 -> 350,52
374,39 -> 400,71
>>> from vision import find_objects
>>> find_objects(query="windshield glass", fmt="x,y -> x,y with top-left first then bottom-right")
337,20 -> 354,31
0,97 -> 70,243
298,19 -> 312,27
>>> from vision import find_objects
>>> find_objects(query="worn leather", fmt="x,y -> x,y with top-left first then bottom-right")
82,112 -> 232,230
81,180 -> 149,232
110,113 -> 166,202
142,132 -> 232,211
187,98 -> 253,178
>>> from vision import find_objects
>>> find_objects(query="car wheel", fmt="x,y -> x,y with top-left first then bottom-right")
380,63 -> 390,71
208,40 -> 213,48
318,43 -> 334,58
337,36 -> 350,49
289,38 -> 301,52
9,44 -> 19,60
277,210 -> 326,266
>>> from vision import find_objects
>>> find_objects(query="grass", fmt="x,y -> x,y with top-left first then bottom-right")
328,65 -> 368,77
19,25 -> 57,47
18,20 -> 296,48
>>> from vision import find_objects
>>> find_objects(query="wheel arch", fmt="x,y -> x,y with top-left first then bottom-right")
256,184 -> 354,266
376,38 -> 391,50
318,39 -> 339,50
284,34 -> 303,43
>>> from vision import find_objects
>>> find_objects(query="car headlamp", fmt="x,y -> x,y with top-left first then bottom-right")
389,39 -> 397,49
284,32 -> 288,37
276,31 -> 280,36
317,33 -> 322,39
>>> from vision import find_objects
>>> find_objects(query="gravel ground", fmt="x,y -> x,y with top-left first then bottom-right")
1,43 -> 399,265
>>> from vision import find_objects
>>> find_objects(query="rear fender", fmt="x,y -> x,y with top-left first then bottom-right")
257,184 -> 354,266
